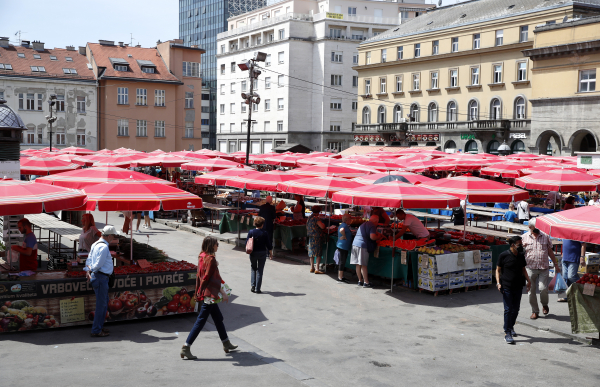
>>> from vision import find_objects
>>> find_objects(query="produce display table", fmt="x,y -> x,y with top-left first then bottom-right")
405,210 -> 451,228
444,225 -> 519,238
567,283 -> 600,335
0,268 -> 197,333
218,212 -> 256,234
201,203 -> 231,232
274,224 -> 307,251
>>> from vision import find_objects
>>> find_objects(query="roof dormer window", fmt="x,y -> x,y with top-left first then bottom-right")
109,57 -> 129,72
33,54 -> 41,59
137,59 -> 157,74
50,55 -> 57,61
141,67 -> 155,73
17,53 -> 25,58
65,57 -> 73,62
30,66 -> 46,72
115,64 -> 128,71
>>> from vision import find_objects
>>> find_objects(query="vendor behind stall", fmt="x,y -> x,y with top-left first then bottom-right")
11,218 -> 38,272
292,195 -> 306,220
371,207 -> 390,226
259,196 -> 277,244
79,213 -> 102,252
395,209 -> 429,239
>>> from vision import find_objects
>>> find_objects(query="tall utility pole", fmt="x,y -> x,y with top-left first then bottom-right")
46,95 -> 57,152
239,52 -> 266,165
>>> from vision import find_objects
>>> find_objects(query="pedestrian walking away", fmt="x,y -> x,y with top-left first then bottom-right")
84,225 -> 119,337
522,218 -> 560,319
496,236 -> 531,344
350,215 -> 383,288
558,239 -> 586,302
181,236 -> 237,360
246,216 -> 273,294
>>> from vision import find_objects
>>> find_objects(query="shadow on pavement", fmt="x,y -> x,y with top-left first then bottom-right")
260,291 -> 306,297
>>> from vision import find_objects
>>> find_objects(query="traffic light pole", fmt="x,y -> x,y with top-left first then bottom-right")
244,62 -> 254,167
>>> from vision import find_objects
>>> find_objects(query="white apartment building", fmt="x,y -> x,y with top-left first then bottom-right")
216,0 -> 429,154
201,88 -> 211,148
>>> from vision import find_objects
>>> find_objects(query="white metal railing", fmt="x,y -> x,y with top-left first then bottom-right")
217,13 -> 313,40
312,12 -> 399,25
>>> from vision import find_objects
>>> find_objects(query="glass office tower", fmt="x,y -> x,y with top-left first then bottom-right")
179,0 -> 266,149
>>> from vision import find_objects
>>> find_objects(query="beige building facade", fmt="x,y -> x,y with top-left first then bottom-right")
354,0 -> 600,154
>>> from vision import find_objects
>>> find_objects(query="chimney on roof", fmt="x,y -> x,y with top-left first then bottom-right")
99,40 -> 115,46
135,44 -> 141,48
21,40 -> 30,48
66,45 -> 75,51
32,41 -> 45,51
157,39 -> 162,44
0,37 -> 9,48
78,46 -> 86,55
173,39 -> 183,44
118,42 -> 124,47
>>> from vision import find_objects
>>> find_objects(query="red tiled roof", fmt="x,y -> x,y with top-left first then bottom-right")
0,44 -> 95,81
88,43 -> 181,84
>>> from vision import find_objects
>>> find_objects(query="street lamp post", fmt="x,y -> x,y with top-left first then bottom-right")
238,52 -> 266,166
46,95 -> 57,152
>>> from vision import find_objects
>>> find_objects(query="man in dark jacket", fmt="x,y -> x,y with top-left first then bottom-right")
258,196 -> 276,245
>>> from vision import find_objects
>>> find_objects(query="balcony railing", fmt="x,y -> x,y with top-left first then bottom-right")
355,123 -> 407,132
217,13 -> 313,40
313,12 -> 400,26
356,120 -> 530,133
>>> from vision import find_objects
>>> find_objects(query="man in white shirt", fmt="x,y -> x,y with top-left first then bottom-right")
395,209 -> 429,239
589,192 -> 600,206
516,200 -> 530,224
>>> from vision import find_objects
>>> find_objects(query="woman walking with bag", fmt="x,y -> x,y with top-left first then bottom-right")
180,236 -> 238,359
246,216 -> 273,294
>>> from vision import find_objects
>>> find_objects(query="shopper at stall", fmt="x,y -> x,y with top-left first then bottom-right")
307,206 -> 326,274
143,212 -> 152,230
351,214 -> 383,288
503,203 -> 517,223
496,236 -> 531,344
258,196 -> 276,245
181,236 -> 237,359
558,239 -> 587,302
292,195 -> 306,220
395,209 -> 430,239
563,196 -> 576,210
516,200 -> 530,224
451,202 -> 465,226
10,218 -> 38,272
247,216 -> 273,294
588,192 -> 599,206
371,207 -> 390,225
85,225 -> 118,338
522,218 -> 561,319
335,213 -> 353,283
79,213 -> 101,252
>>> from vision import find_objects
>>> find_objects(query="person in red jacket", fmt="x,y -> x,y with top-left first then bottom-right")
180,236 -> 237,359
11,218 -> 38,272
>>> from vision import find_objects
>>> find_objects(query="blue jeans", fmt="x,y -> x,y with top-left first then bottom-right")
562,261 -> 580,287
90,273 -> 109,334
186,302 -> 228,346
250,252 -> 267,291
502,287 -> 522,334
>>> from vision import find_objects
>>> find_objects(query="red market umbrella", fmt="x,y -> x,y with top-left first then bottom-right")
92,154 -> 147,168
148,149 -> 167,155
226,170 -> 303,191
34,166 -> 176,189
0,180 -> 87,216
480,162 -> 534,179
277,176 -> 365,198
420,176 -> 530,202
20,157 -> 80,175
296,157 -> 340,167
249,152 -> 284,164
200,150 -> 228,158
505,153 -> 543,160
181,157 -> 242,172
226,151 -> 250,161
331,181 -> 461,209
588,170 -> 600,177
130,155 -> 189,168
354,160 -> 404,171
113,147 -> 142,154
353,172 -> 435,185
50,153 -> 83,164
72,154 -> 112,166
263,154 -> 302,167
82,180 -> 203,211
194,166 -> 254,186
96,149 -> 115,155
535,206 -> 600,244
521,165 -> 585,175
403,159 -> 443,172
432,159 -> 491,172
288,165 -> 375,179
60,146 -> 95,155
170,151 -> 210,160
515,169 -> 600,192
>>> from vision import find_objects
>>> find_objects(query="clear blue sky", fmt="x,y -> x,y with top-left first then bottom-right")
0,0 -> 179,50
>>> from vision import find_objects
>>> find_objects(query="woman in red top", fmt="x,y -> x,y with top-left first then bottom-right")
180,237 -> 238,360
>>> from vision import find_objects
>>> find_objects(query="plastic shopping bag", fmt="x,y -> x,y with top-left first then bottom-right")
333,249 -> 340,265
548,274 -> 557,291
554,273 -> 568,293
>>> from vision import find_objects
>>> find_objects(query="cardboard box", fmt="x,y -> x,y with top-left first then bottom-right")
478,269 -> 492,277
480,262 -> 492,270
481,251 -> 492,259
418,267 -> 448,279
449,270 -> 464,277
448,276 -> 464,289
478,274 -> 492,285
418,277 -> 432,291
464,268 -> 478,276
464,275 -> 478,287
418,254 -> 437,269
585,253 -> 600,265
480,255 -> 492,263
429,278 -> 449,291
585,264 -> 599,274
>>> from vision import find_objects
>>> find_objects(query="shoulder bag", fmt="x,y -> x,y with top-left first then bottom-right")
246,233 -> 254,254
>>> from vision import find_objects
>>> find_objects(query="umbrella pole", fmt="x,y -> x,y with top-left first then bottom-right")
463,199 -> 467,238
130,215 -> 133,264
391,210 -> 396,293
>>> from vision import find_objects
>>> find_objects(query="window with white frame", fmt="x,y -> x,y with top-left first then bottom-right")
182,62 -> 200,77
331,74 -> 342,86
495,30 -> 503,46
220,104 -> 225,114
520,26 -> 529,42
230,83 -> 235,94
220,64 -> 225,74
278,75 -> 284,87
395,75 -> 403,92
24,93 -> 34,110
428,103 -> 438,122
451,37 -> 459,52
230,103 -> 235,113
352,101 -> 358,111
263,121 -> 270,132
219,123 -> 224,133
397,46 -> 403,60
115,64 -> 128,72
265,99 -> 271,111
450,69 -> 458,87
330,28 -> 342,38
348,7 -> 357,17
414,43 -> 420,58
491,99 -> 502,119
515,97 -> 526,119
381,49 -> 387,63
277,98 -> 284,110
230,62 -> 236,73
379,78 -> 386,93
220,45 -> 225,54
579,70 -> 596,92
229,123 -> 235,133
471,67 -> 480,85
185,92 -> 194,108
155,89 -> 165,106
468,100 -> 479,121
353,76 -> 358,87
362,106 -> 371,124
447,101 -> 457,121
185,122 -> 194,138
393,105 -> 402,123
353,52 -> 358,64
220,84 -> 225,95
77,129 -> 86,146
118,119 -> 129,136
473,34 -> 480,49
241,102 -> 247,113
517,62 -> 527,81
241,80 -> 247,92
366,51 -> 371,64
56,95 -> 65,112
136,120 -> 147,137
432,40 -> 439,55
56,129 -> 66,145
266,54 -> 271,66
430,72 -> 438,89
330,98 -> 342,110
412,73 -> 420,90
264,77 -> 270,88
37,94 -> 42,111
253,103 -> 258,112
277,121 -> 283,131
330,122 -> 341,132
331,51 -> 342,62
136,89 -> 147,105
155,120 -> 165,137
278,29 -> 285,40
365,79 -> 371,94
26,129 -> 35,144
327,142 -> 341,151
494,64 -> 503,83
77,96 -> 86,113
278,51 -> 284,64
253,79 -> 258,89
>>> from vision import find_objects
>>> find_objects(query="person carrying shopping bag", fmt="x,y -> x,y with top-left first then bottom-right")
180,236 -> 238,359
246,216 -> 273,294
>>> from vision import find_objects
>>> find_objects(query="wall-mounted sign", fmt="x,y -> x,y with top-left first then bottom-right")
327,12 -> 344,19
354,135 -> 383,142
578,154 -> 600,169
408,134 -> 439,142
460,134 -> 476,140
509,133 -> 527,139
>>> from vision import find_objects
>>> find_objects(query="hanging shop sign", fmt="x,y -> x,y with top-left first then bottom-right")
354,134 -> 384,142
408,134 -> 439,142
460,134 -> 476,140
509,133 -> 527,139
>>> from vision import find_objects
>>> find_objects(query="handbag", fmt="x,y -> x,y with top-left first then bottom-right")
246,236 -> 254,254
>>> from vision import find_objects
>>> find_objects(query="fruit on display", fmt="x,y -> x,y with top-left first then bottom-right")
0,301 -> 59,332
439,243 -> 468,252
467,244 -> 491,251
275,218 -> 307,226
113,260 -> 196,275
416,246 -> 445,255
576,273 -> 600,285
